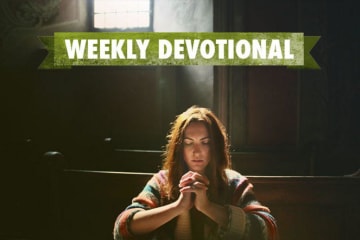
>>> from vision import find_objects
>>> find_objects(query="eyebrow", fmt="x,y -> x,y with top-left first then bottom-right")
183,136 -> 210,140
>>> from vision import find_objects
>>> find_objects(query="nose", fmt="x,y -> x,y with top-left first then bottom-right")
193,143 -> 201,156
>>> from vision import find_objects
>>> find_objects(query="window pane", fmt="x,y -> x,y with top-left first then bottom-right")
94,0 -> 151,30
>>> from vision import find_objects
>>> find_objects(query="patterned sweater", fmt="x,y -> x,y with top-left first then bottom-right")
114,169 -> 278,240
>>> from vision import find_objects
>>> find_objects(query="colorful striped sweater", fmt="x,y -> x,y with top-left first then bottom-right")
114,169 -> 278,240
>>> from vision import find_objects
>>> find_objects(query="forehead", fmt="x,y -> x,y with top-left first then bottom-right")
184,121 -> 209,137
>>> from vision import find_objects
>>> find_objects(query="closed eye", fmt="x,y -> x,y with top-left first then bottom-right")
183,139 -> 193,145
201,138 -> 210,144
183,137 -> 210,146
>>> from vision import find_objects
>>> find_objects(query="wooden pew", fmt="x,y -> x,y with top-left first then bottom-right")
57,170 -> 360,240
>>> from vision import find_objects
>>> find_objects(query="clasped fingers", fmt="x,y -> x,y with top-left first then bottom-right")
180,181 -> 208,193
178,171 -> 210,188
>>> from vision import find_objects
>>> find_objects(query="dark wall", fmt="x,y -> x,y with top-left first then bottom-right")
216,0 -> 359,176
0,0 -> 359,176
313,1 -> 359,175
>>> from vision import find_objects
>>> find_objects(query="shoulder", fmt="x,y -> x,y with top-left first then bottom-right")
150,170 -> 169,185
225,169 -> 247,181
224,169 -> 249,187
224,169 -> 256,205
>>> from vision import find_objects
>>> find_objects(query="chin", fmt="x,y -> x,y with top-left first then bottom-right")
191,168 -> 205,174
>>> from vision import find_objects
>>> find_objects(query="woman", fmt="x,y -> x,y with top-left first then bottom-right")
114,106 -> 278,240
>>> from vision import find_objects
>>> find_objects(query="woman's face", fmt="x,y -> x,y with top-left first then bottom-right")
183,121 -> 211,174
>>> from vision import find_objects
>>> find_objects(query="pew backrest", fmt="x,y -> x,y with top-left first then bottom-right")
59,170 -> 360,240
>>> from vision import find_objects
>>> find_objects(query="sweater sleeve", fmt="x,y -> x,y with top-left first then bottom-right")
221,169 -> 278,240
113,171 -> 165,240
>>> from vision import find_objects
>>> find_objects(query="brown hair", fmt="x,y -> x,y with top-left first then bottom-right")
162,106 -> 231,203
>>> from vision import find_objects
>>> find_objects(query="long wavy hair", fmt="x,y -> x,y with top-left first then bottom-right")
162,106 -> 232,203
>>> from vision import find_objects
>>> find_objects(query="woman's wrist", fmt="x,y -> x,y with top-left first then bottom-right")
172,199 -> 188,215
196,199 -> 212,213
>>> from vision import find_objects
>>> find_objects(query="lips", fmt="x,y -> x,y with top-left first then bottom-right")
192,160 -> 203,163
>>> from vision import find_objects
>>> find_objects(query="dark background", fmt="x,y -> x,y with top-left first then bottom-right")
0,0 -> 359,239
0,0 -> 358,176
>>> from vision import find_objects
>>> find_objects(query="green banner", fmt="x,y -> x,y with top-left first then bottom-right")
38,32 -> 320,69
